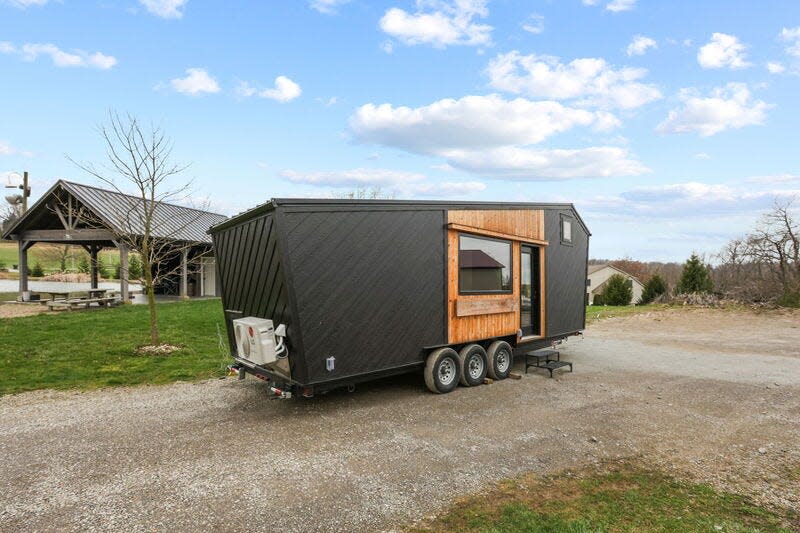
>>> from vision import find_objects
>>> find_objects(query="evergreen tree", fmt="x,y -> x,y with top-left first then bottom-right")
677,253 -> 713,293
78,256 -> 90,274
30,261 -> 45,277
601,274 -> 633,305
129,254 -> 142,280
641,274 -> 667,303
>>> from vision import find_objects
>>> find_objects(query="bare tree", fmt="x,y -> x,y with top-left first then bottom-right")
336,186 -> 397,200
715,199 -> 800,305
68,111 -> 210,346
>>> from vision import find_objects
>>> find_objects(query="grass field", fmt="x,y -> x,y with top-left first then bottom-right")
586,303 -> 670,321
0,241 -> 121,275
0,298 -> 229,395
413,464 -> 795,533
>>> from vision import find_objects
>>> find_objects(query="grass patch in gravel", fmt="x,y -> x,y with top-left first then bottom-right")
412,464 -> 794,533
0,298 -> 230,395
586,304 -> 670,322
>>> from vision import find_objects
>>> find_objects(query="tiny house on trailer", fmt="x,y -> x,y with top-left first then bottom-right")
209,199 -> 590,396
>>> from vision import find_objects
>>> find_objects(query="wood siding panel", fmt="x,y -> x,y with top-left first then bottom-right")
447,209 -> 545,242
447,209 -> 546,345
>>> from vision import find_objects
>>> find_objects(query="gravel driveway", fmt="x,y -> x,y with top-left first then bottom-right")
1,308 -> 798,532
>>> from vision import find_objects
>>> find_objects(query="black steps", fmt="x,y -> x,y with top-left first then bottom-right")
524,349 -> 573,378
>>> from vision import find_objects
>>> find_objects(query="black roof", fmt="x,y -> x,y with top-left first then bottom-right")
3,180 -> 227,244
209,198 -> 592,236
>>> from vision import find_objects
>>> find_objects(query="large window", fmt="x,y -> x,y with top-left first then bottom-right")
459,234 -> 512,293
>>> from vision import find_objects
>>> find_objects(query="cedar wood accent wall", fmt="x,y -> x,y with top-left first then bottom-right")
447,209 -> 547,344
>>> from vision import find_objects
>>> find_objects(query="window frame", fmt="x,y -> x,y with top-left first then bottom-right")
560,214 -> 574,246
457,233 -> 514,295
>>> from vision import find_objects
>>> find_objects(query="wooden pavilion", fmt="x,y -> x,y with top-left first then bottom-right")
2,180 -> 227,302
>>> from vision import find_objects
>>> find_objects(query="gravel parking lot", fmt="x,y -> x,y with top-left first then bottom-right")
1,308 -> 798,532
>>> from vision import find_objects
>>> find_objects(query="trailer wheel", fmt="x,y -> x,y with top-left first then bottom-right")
486,340 -> 513,380
424,348 -> 460,394
458,344 -> 488,387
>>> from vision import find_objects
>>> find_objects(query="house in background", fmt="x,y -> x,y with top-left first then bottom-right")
587,263 -> 645,305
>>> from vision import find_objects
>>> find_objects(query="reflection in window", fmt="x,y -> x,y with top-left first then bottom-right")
561,215 -> 573,245
459,234 -> 512,293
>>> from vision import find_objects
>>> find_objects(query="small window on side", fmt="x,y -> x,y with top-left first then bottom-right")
560,215 -> 573,246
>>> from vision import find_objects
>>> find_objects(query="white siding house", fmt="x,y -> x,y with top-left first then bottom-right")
587,264 -> 645,304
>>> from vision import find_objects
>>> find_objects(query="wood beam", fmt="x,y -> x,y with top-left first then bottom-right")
446,222 -> 549,246
18,240 -> 28,300
19,229 -> 115,242
90,245 -> 99,290
118,244 -> 129,302
53,204 -> 69,230
180,249 -> 189,298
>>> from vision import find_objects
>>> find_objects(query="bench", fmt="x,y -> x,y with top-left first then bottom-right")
46,296 -> 120,311
525,348 -> 573,378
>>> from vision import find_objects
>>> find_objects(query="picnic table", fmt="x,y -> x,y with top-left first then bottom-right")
44,289 -> 119,311
38,291 -> 71,301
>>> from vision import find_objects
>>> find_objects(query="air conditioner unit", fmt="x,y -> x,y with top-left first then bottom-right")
233,317 -> 278,366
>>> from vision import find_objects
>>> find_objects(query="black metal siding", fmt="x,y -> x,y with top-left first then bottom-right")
281,208 -> 446,384
545,208 -> 590,337
211,213 -> 303,381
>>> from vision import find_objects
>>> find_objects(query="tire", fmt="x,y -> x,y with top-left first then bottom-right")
486,340 -> 513,380
424,348 -> 460,394
458,344 -> 488,387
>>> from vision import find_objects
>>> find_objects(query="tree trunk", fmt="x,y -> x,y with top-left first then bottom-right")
142,243 -> 159,345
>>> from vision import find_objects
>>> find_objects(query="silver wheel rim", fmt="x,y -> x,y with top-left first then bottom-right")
439,357 -> 456,386
496,350 -> 510,373
468,354 -> 484,380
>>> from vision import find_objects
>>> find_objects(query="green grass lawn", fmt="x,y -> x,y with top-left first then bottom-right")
0,292 -> 18,302
586,304 -> 670,321
0,241 -> 121,275
0,298 -> 230,395
413,464 -> 796,533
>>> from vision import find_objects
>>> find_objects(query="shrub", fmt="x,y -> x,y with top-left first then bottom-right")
129,254 -> 143,280
777,290 -> 800,308
641,274 -> 667,304
0,258 -> 6,271
30,261 -> 45,277
601,274 -> 633,306
677,253 -> 713,294
78,256 -> 90,274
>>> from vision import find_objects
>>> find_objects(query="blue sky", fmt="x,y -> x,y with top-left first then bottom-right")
1,0 -> 799,261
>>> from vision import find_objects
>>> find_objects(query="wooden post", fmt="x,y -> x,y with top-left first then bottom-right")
180,249 -> 188,299
118,244 -> 129,301
18,240 -> 29,301
90,245 -> 99,289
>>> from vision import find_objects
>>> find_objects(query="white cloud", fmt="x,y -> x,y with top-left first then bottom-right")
4,0 -> 48,7
485,51 -> 661,109
597,182 -> 800,217
0,141 -> 13,155
780,27 -> 800,57
744,173 -> 800,185
766,61 -> 785,74
169,68 -> 220,95
350,94 -> 619,153
379,0 -> 492,48
521,13 -> 544,35
309,0 -> 350,14
237,76 -> 301,103
281,167 -> 486,198
606,0 -> 636,12
440,146 -> 649,180
138,0 -> 187,19
0,41 -> 117,69
694,152 -> 711,160
657,83 -> 770,137
626,35 -> 656,56
697,33 -> 750,69
349,94 -> 647,181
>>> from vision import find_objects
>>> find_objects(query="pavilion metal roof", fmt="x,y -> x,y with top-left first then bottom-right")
3,180 -> 227,244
